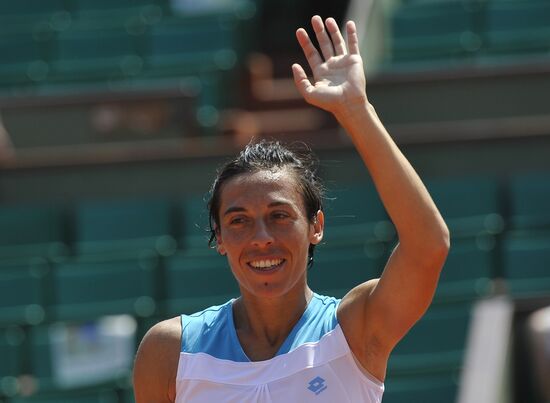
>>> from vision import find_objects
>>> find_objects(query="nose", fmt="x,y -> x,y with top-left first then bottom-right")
251,220 -> 274,248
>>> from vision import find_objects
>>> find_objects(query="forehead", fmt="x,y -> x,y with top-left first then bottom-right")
219,169 -> 303,210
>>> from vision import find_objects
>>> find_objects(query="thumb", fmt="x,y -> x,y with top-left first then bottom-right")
291,64 -> 314,100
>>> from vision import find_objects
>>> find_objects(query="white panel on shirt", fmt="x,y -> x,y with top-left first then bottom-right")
176,325 -> 384,403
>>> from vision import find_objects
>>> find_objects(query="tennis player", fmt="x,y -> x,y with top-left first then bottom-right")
133,15 -> 450,402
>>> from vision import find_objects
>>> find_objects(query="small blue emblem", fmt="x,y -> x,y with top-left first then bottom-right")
308,376 -> 327,395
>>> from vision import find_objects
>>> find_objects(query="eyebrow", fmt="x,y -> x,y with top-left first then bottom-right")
223,201 -> 292,216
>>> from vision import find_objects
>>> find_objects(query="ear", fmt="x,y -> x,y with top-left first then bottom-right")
214,225 -> 226,255
309,210 -> 324,245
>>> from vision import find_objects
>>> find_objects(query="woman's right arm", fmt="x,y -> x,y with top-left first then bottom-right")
133,317 -> 182,403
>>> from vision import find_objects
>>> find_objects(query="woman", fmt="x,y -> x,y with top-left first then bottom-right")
133,15 -> 450,402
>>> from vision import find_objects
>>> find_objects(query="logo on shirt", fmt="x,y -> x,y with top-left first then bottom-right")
307,376 -> 327,395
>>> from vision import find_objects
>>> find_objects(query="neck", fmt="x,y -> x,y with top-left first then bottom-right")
233,286 -> 314,347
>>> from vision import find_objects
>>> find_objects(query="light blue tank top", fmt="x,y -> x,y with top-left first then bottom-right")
181,293 -> 340,360
176,293 -> 384,403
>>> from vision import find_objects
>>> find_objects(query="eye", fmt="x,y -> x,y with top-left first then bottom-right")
229,215 -> 247,225
272,211 -> 290,220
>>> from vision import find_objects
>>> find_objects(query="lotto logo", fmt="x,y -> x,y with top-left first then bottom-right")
307,376 -> 327,395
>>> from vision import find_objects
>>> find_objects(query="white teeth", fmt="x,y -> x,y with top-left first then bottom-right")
249,259 -> 283,269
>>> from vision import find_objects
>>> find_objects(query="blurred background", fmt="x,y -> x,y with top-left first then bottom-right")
0,0 -> 549,402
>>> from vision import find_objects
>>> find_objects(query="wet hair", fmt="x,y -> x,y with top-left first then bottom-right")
207,140 -> 324,268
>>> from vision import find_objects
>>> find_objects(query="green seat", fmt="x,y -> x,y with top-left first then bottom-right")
10,388 -> 118,403
51,27 -> 144,83
179,194 -> 211,251
503,233 -> 550,297
0,34 -> 50,88
383,370 -> 460,403
486,1 -> 550,56
0,0 -> 66,34
0,204 -> 67,261
68,0 -> 161,23
74,198 -> 176,256
0,258 -> 48,325
143,9 -> 254,118
426,176 -> 503,240
508,174 -> 550,231
0,0 -> 65,16
163,253 -> 238,316
309,246 -> 382,298
324,182 -> 386,227
390,1 -> 481,65
145,16 -> 238,77
0,326 -> 25,396
435,238 -> 493,303
388,302 -> 471,374
50,252 -> 159,321
323,183 -> 390,248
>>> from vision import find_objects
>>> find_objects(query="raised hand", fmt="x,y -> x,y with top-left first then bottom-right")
292,16 -> 367,118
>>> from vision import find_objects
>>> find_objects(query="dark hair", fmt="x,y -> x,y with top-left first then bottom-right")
207,140 -> 324,268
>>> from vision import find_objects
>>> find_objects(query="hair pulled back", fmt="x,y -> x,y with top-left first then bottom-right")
207,140 -> 324,267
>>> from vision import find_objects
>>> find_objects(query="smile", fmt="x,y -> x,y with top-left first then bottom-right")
247,258 -> 285,271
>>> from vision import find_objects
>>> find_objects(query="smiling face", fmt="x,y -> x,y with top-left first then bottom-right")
216,168 -> 324,300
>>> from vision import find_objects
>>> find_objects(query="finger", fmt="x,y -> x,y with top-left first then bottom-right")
291,63 -> 314,100
346,20 -> 360,55
326,17 -> 347,56
311,15 -> 334,60
296,28 -> 324,72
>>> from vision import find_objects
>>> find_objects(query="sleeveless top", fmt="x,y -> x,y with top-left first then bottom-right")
176,293 -> 384,402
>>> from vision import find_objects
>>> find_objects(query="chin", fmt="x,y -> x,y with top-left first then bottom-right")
242,279 -> 305,300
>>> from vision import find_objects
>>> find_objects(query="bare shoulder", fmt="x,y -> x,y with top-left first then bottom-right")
142,316 -> 182,348
137,316 -> 182,365
133,316 -> 182,403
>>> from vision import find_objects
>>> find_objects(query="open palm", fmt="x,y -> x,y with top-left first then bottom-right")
292,16 -> 367,116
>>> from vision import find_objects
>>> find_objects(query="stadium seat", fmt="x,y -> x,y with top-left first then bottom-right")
145,16 -> 239,77
0,258 -> 48,325
142,1 -> 257,109
68,0 -> 161,22
310,246 -> 383,298
0,34 -> 51,89
389,1 -> 481,66
0,204 -> 67,261
435,238 -> 493,303
322,183 -> 391,248
51,27 -> 145,83
425,176 -> 504,240
508,174 -> 550,231
0,326 -> 25,396
178,194 -> 211,251
485,0 -> 550,57
0,0 -> 65,17
324,182 -> 387,227
0,0 -> 67,34
388,302 -> 472,374
74,198 -> 176,256
502,233 -> 550,297
50,252 -> 159,321
162,252 -> 239,316
383,370 -> 460,403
